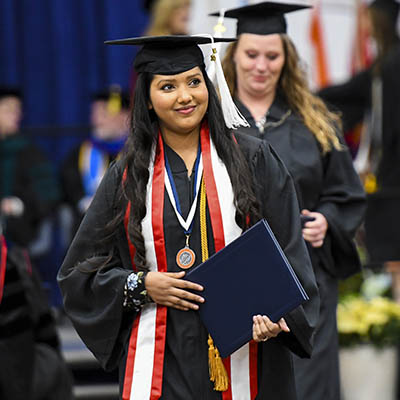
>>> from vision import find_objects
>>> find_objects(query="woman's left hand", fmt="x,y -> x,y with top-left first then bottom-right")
301,209 -> 328,248
252,315 -> 290,342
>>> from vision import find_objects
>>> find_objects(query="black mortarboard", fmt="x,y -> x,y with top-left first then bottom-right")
105,35 -> 236,75
105,35 -> 249,129
209,2 -> 311,36
369,0 -> 400,24
0,86 -> 22,101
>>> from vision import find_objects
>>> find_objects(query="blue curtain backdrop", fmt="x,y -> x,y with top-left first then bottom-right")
0,0 -> 148,162
0,0 -> 149,306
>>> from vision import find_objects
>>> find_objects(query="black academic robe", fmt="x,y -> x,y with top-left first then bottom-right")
319,45 -> 400,262
235,97 -> 366,400
318,68 -> 372,133
365,45 -> 400,261
58,132 -> 319,400
0,244 -> 73,400
0,134 -> 60,246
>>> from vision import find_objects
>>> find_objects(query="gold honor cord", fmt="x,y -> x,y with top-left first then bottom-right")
199,177 -> 229,391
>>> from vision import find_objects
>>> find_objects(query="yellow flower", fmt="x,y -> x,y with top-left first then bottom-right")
337,296 -> 400,347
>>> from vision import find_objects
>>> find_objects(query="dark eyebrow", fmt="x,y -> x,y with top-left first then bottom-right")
154,72 -> 202,88
156,78 -> 176,86
186,73 -> 202,80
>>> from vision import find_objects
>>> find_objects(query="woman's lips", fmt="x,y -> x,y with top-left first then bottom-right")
253,75 -> 268,82
176,106 -> 196,115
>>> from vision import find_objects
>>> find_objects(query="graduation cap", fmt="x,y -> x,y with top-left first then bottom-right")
369,0 -> 400,24
92,85 -> 131,114
209,2 -> 311,36
105,35 -> 249,129
0,86 -> 22,101
105,35 -> 236,75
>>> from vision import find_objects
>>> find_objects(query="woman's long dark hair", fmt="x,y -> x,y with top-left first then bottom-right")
112,66 -> 260,271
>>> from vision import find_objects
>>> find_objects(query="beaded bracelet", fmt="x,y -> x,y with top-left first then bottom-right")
123,271 -> 151,312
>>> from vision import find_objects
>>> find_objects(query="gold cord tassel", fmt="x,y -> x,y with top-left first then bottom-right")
208,335 -> 229,391
200,178 -> 229,391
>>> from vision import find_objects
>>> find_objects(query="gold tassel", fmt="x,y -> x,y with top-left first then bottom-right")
201,178 -> 229,391
208,335 -> 229,391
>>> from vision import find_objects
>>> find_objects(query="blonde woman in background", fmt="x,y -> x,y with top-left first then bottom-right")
211,2 -> 366,399
146,0 -> 191,36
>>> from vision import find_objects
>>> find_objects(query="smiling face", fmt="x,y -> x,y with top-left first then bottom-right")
233,33 -> 285,99
149,66 -> 209,138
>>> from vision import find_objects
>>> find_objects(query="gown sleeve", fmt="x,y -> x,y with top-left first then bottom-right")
57,161 -> 135,371
315,139 -> 367,279
317,68 -> 372,132
249,141 -> 320,358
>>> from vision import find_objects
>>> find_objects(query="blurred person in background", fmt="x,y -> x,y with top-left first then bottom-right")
145,0 -> 191,36
319,0 -> 400,302
0,86 -> 72,399
0,86 -> 60,248
60,86 -> 130,239
0,231 -> 73,400
216,2 -> 366,399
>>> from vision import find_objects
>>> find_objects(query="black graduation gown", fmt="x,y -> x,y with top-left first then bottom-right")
365,45 -> 400,261
58,132 -> 319,400
0,134 -> 60,246
318,68 -> 372,133
235,98 -> 366,400
0,244 -> 73,400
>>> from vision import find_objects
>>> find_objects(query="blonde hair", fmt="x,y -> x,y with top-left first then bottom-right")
222,34 -> 342,153
145,0 -> 191,36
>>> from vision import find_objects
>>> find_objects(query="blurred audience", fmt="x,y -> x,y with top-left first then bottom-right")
0,86 -> 60,248
60,85 -> 131,239
0,86 -> 71,399
145,0 -> 191,36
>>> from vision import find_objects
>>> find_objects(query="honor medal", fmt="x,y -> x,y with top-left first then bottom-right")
164,145 -> 203,270
176,246 -> 196,269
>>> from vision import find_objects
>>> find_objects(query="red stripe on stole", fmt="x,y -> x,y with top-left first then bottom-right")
0,236 -> 8,304
124,202 -> 136,271
200,123 -> 234,399
122,315 -> 140,400
222,359 -> 233,400
200,122 -> 225,252
122,199 -> 139,399
150,134 -> 168,399
249,341 -> 258,399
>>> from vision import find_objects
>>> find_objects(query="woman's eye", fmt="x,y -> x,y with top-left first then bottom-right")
246,52 -> 257,59
161,84 -> 174,91
267,54 -> 279,61
189,78 -> 201,86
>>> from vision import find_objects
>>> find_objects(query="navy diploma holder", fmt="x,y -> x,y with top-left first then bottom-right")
184,218 -> 309,358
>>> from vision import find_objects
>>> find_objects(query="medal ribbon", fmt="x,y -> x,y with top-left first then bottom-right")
164,145 -> 203,234
0,235 -> 8,304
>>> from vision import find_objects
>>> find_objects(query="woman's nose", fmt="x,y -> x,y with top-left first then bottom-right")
177,86 -> 192,103
255,57 -> 268,72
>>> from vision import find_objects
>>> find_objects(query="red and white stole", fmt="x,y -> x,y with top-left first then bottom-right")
0,235 -> 7,304
122,123 -> 258,400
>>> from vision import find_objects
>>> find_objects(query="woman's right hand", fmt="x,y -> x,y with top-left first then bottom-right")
145,271 -> 204,311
